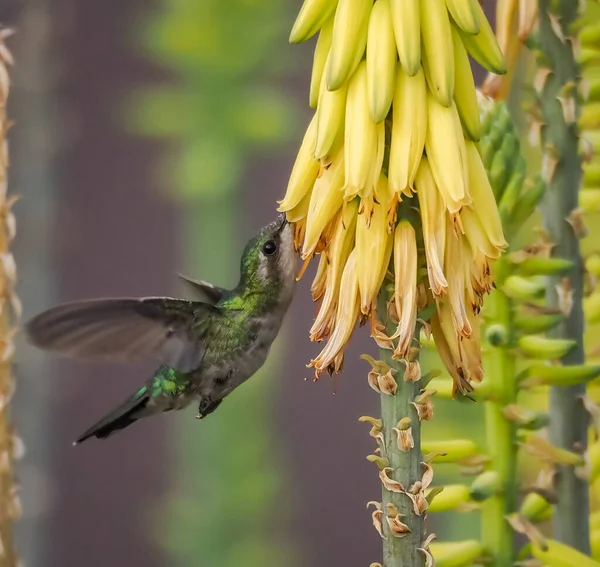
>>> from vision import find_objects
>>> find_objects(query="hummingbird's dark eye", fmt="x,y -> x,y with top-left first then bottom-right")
262,240 -> 277,256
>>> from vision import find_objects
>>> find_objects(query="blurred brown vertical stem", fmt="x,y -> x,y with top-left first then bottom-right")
537,0 -> 590,553
0,29 -> 18,567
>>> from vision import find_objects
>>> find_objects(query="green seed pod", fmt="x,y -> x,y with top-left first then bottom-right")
519,363 -> 600,387
518,335 -> 576,359
514,313 -> 563,334
426,484 -> 471,512
520,492 -> 552,522
429,541 -> 485,567
503,275 -> 545,301
422,439 -> 481,463
470,471 -> 501,501
485,323 -> 508,346
513,256 -> 574,276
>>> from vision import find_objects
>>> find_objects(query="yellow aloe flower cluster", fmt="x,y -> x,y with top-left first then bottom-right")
279,0 -> 508,394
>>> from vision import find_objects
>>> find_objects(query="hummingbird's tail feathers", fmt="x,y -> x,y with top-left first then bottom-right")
26,297 -> 212,372
74,387 -> 151,444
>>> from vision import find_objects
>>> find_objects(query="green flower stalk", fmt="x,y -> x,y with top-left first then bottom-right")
537,0 -> 590,552
425,98 -> 546,567
282,0 -> 507,565
0,29 -> 19,567
479,100 -> 535,567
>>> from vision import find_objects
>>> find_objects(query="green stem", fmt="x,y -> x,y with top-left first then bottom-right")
378,293 -> 424,567
538,0 -> 590,553
481,259 -> 517,567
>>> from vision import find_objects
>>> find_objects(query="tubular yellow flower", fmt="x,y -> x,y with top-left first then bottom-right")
315,78 -> 347,161
289,0 -> 338,44
309,17 -> 334,109
445,222 -> 472,338
464,140 -> 508,251
420,0 -> 455,107
310,248 -> 360,376
278,114 -> 319,213
425,94 -> 470,213
310,200 -> 358,341
325,0 -> 372,91
389,66 -> 427,197
344,61 -> 378,199
356,186 -> 393,315
415,157 -> 448,297
366,0 -> 397,123
391,220 -> 418,358
311,251 -> 329,302
303,154 -> 345,258
460,207 -> 500,262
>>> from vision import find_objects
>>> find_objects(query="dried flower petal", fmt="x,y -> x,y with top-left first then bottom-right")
386,514 -> 411,537
379,467 -> 405,493
367,501 -> 386,540
310,250 -> 360,376
412,389 -> 435,421
393,426 -> 415,452
403,360 -> 421,382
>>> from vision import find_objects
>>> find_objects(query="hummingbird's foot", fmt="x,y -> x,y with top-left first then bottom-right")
196,396 -> 222,419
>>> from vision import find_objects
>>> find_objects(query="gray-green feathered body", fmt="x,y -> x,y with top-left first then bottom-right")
26,215 -> 297,443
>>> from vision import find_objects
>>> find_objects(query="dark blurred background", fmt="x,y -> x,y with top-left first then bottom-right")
0,1 -> 390,566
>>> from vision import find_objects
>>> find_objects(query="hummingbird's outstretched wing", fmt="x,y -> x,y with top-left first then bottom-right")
26,297 -> 217,372
177,274 -> 227,305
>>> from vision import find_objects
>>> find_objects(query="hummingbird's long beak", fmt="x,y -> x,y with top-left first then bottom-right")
276,212 -> 288,232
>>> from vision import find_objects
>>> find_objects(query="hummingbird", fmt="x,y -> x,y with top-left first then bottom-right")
26,214 -> 297,444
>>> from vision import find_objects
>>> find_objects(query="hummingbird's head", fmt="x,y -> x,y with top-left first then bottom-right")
239,213 -> 297,304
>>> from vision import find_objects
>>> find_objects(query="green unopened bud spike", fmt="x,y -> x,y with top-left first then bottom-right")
510,175 -> 546,228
